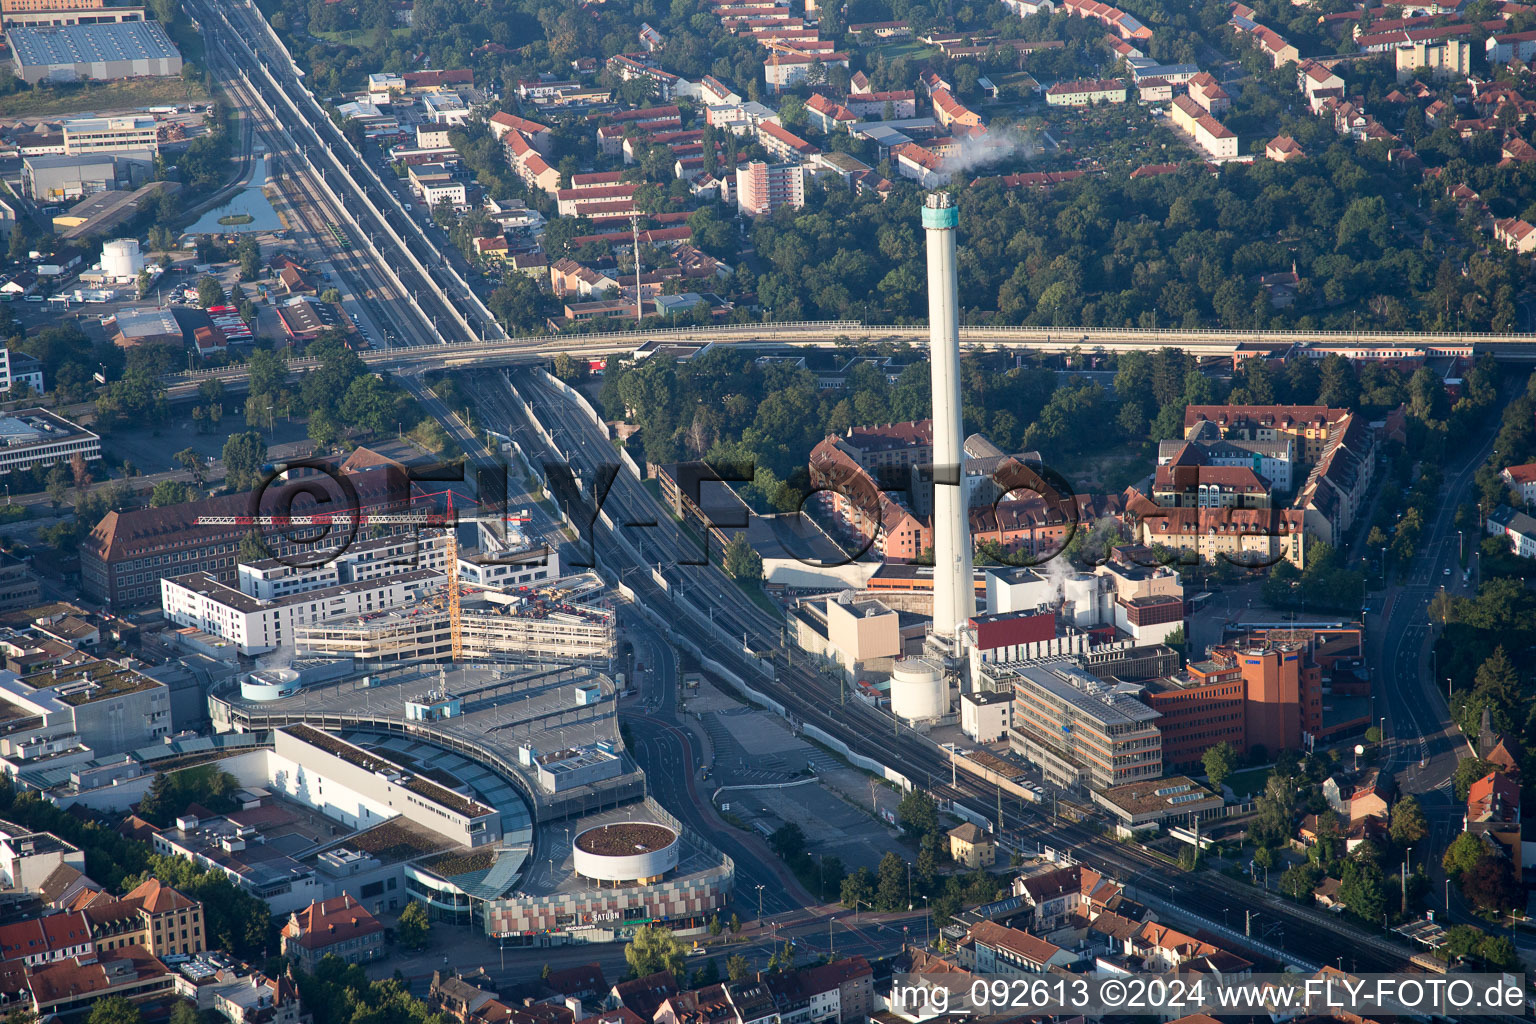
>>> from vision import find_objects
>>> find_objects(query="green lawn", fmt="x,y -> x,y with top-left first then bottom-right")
1226,767 -> 1270,799
869,40 -> 940,61
313,26 -> 411,46
0,78 -> 209,118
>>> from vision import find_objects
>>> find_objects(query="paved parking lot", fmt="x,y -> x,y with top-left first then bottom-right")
692,683 -> 907,874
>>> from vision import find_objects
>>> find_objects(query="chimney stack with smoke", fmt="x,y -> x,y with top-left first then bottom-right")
922,191 -> 974,650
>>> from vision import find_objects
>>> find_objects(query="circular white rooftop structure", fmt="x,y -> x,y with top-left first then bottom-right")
572,822 -> 679,882
241,667 -> 303,702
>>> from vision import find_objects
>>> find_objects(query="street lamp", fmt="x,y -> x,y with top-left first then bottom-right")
920,895 -> 931,948
755,884 -> 765,926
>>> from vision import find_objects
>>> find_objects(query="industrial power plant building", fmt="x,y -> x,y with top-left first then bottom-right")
8,21 -> 182,83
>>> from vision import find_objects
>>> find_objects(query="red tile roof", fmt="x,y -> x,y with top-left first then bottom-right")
281,896 -> 383,951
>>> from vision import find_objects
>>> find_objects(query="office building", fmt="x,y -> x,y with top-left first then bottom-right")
1157,429 -> 1295,492
1,0 -> 114,12
22,153 -> 115,201
1486,505 -> 1536,558
1140,637 -> 1322,766
1182,404 -> 1348,463
735,160 -> 804,216
0,818 -> 85,891
0,410 -> 99,476
0,659 -> 170,757
61,115 -> 157,156
998,659 -> 1162,790
1,6 -> 145,29
8,20 -> 181,83
0,349 -> 45,396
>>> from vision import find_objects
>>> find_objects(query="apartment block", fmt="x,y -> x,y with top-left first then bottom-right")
735,160 -> 804,216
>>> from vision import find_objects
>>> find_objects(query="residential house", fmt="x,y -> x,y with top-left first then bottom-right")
1186,72 -> 1230,113
1045,78 -> 1128,105
964,921 -> 1076,974
890,142 -> 950,187
947,823 -> 996,868
1493,217 -> 1536,253
1486,505 -> 1536,557
1266,134 -> 1305,161
1499,462 -> 1536,504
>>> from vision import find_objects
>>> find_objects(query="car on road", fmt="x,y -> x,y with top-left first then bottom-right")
687,947 -> 708,957
1443,567 -> 1451,575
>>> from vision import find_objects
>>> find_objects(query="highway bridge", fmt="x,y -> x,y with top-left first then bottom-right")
162,319 -> 1536,399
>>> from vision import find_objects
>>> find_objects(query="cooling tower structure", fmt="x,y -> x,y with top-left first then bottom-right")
923,192 -> 974,652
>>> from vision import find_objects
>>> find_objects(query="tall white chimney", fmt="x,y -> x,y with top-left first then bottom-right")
923,191 -> 973,648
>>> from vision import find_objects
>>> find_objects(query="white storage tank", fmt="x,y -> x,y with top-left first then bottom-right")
890,657 -> 947,721
1063,572 -> 1101,627
101,238 -> 144,280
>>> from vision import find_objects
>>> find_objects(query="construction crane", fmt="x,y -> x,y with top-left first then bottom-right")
196,491 -> 531,662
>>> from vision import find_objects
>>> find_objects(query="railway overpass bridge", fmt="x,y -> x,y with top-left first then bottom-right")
163,321 -> 1536,400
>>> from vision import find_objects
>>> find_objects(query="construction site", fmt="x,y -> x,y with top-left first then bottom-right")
292,571 -> 616,664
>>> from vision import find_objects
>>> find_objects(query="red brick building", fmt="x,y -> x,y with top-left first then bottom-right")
1142,637 -> 1323,766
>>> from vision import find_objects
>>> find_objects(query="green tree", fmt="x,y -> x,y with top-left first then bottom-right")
221,431 -> 268,493
151,480 -> 198,507
320,287 -> 343,303
840,866 -> 874,909
726,954 -> 751,982
247,347 -> 289,400
722,533 -> 763,584
1443,832 -> 1488,877
1338,859 -> 1387,925
768,823 -> 806,862
553,352 -> 589,384
237,238 -> 262,281
1389,795 -> 1428,847
339,374 -> 393,436
1280,862 -> 1320,902
308,408 -> 340,448
1201,741 -> 1236,793
624,926 -> 686,982
175,447 -> 206,487
169,1000 -> 200,1024
137,772 -> 170,823
896,789 -> 939,840
875,851 -> 908,911
397,900 -> 430,949
45,464 -> 68,510
86,996 -> 141,1024
1461,857 -> 1519,913
196,275 -> 224,307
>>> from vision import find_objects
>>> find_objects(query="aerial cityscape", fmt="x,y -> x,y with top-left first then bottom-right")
0,0 -> 1528,1020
